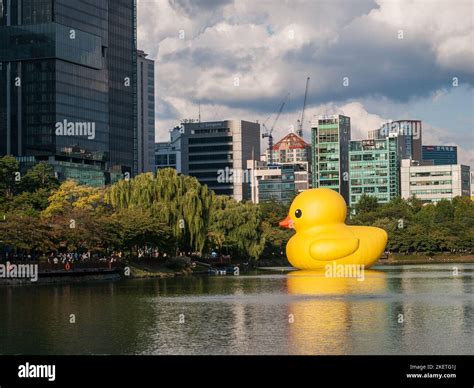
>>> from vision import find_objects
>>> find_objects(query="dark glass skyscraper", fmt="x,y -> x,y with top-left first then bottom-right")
0,0 -> 137,185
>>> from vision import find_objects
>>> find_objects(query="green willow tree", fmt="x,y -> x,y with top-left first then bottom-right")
208,196 -> 265,259
105,169 -> 213,253
106,169 -> 266,259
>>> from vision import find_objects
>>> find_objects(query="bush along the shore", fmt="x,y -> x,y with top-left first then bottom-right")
349,194 -> 474,254
0,155 -> 472,261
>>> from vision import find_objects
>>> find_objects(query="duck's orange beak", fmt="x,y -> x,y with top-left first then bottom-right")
279,216 -> 294,229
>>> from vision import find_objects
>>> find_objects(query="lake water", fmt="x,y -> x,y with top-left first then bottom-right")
0,264 -> 473,355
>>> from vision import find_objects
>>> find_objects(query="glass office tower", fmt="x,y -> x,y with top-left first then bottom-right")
108,0 -> 137,177
368,120 -> 423,163
349,138 -> 399,207
0,0 -> 137,185
311,115 -> 351,204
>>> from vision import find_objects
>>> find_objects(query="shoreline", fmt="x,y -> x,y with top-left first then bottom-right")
375,254 -> 474,266
127,264 -> 192,279
1,254 -> 473,285
255,254 -> 474,268
0,259 -> 192,286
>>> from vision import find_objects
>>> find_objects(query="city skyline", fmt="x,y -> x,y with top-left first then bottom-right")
137,0 -> 474,168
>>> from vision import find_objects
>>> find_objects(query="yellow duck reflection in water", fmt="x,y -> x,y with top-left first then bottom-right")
286,270 -> 388,354
279,188 -> 388,270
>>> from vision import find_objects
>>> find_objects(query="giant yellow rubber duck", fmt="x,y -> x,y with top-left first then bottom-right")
279,188 -> 387,270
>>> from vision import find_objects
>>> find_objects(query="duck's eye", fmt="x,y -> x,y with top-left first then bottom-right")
295,209 -> 302,218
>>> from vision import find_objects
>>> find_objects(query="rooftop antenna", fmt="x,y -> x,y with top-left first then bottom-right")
198,102 -> 201,123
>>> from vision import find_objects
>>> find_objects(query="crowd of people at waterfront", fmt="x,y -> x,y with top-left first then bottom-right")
0,251 -> 122,265
1,249 -> 231,264
46,252 -> 121,265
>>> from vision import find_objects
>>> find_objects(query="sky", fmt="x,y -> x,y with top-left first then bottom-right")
137,0 -> 474,167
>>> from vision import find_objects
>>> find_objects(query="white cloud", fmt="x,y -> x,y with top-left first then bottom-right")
368,0 -> 474,73
138,0 -> 473,167
422,123 -> 474,167
271,101 -> 388,141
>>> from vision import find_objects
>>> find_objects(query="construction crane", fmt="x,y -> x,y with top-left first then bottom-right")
262,94 -> 289,165
297,77 -> 310,137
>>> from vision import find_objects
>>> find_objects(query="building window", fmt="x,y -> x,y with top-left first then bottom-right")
155,154 -> 168,165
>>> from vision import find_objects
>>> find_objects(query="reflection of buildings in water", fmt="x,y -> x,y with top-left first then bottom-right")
286,270 -> 388,355
390,266 -> 471,354
461,271 -> 473,334
229,283 -> 248,353
0,283 -> 150,354
228,280 -> 291,354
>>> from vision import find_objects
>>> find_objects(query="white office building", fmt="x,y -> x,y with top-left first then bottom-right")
400,159 -> 471,203
137,50 -> 156,173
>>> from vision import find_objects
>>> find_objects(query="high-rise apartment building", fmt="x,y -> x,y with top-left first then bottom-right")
311,114 -> 351,203
0,0 -> 137,185
137,49 -> 155,173
349,138 -> 399,207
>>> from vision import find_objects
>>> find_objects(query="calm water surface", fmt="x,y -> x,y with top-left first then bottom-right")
0,264 -> 472,355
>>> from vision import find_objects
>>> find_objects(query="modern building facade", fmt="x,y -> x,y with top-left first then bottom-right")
247,161 -> 295,204
311,114 -> 351,203
137,49 -> 155,173
164,120 -> 260,201
264,132 -> 311,192
0,0 -> 137,185
369,120 -> 422,163
400,159 -> 471,203
155,127 -> 181,172
107,1 -> 137,178
349,138 -> 399,207
155,141 -> 177,171
292,162 -> 311,192
422,145 -> 457,165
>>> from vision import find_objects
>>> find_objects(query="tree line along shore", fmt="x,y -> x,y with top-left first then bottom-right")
0,155 -> 472,268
